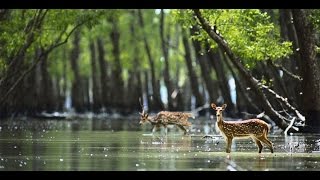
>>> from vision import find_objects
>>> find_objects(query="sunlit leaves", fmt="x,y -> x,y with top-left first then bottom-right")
173,9 -> 293,68
309,9 -> 320,30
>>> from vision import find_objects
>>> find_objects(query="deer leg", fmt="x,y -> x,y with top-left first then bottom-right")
152,125 -> 160,134
226,137 -> 233,153
252,137 -> 263,153
151,126 -> 156,134
163,125 -> 168,136
257,136 -> 274,153
177,125 -> 188,135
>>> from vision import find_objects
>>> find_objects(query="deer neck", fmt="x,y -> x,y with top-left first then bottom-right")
148,116 -> 157,124
216,113 -> 224,125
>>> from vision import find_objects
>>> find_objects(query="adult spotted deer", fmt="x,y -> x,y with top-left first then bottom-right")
139,103 -> 193,135
211,103 -> 274,153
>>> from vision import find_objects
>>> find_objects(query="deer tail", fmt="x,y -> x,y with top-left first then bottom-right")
266,123 -> 272,134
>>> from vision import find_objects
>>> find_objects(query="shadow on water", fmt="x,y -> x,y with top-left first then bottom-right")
0,116 -> 320,171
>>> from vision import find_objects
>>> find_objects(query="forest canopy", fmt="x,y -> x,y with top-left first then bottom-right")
1,9 -> 320,133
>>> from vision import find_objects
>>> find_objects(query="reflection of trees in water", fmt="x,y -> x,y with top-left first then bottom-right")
300,135 -> 320,153
283,134 -> 320,153
70,130 -> 80,171
91,117 -> 141,131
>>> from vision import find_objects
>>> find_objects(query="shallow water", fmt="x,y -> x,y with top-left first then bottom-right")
0,117 -> 320,171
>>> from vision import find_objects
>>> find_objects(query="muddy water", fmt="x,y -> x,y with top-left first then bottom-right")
0,117 -> 319,171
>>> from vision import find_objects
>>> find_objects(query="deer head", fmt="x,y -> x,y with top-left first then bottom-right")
211,103 -> 227,117
139,98 -> 149,125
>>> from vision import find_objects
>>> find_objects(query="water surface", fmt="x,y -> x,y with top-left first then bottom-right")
0,117 -> 320,171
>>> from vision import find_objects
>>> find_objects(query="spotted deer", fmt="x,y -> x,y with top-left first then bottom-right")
211,103 -> 274,153
139,104 -> 193,135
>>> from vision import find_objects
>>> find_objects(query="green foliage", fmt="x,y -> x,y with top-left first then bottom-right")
172,9 -> 293,68
309,9 -> 320,30
0,9 -> 107,76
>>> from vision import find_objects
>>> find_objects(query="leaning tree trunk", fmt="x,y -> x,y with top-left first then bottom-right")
193,9 -> 291,130
181,28 -> 205,114
292,9 -> 320,132
251,62 -> 282,111
138,9 -> 164,111
222,49 -> 261,115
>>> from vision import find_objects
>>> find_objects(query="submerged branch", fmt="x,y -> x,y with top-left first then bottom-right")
259,83 -> 305,121
284,117 -> 298,135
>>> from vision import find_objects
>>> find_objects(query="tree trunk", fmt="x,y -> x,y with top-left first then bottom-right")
89,41 -> 101,113
83,77 -> 90,111
138,9 -> 164,111
109,16 -> 124,112
144,71 -> 152,111
97,37 -> 110,110
292,9 -> 320,132
59,47 -> 68,111
128,17 -> 143,113
70,30 -> 85,113
183,79 -> 192,111
39,48 -> 55,113
160,9 -> 174,111
207,44 -> 235,116
181,28 -> 205,114
280,9 -> 302,108
190,27 -> 219,104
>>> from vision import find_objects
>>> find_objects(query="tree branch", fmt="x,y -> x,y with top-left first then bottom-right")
192,9 -> 296,131
271,61 -> 303,81
259,83 -> 305,121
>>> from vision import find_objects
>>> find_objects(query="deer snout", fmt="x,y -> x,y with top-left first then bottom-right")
139,121 -> 143,125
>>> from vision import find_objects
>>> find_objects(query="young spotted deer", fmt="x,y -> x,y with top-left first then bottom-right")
211,103 -> 274,153
139,107 -> 193,135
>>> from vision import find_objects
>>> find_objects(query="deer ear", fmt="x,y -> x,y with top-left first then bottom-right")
139,112 -> 143,116
146,113 -> 149,118
222,104 -> 227,110
211,103 -> 217,110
